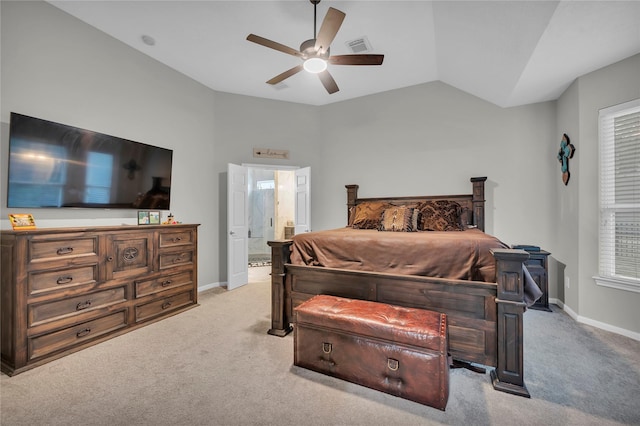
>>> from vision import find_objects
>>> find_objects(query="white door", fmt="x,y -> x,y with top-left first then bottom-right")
295,167 -> 311,235
227,163 -> 248,290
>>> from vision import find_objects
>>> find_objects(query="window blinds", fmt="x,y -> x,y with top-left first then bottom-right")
599,99 -> 640,286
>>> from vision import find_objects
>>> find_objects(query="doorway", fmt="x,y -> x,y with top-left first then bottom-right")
247,167 -> 295,267
227,163 -> 310,290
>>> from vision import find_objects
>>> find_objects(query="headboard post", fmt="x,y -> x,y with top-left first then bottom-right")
345,184 -> 359,224
471,177 -> 487,232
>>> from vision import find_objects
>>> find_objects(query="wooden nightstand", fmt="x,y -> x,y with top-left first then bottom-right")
513,246 -> 551,312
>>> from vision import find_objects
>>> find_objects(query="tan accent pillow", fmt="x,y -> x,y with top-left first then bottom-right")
378,206 -> 419,232
351,201 -> 391,229
419,200 -> 464,231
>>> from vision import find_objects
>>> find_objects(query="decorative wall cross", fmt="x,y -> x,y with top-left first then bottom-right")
123,159 -> 142,180
557,133 -> 575,185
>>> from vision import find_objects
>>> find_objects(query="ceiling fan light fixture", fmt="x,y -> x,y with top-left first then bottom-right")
303,57 -> 327,74
246,0 -> 383,94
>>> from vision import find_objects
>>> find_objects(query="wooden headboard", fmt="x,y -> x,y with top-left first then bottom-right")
346,177 -> 487,232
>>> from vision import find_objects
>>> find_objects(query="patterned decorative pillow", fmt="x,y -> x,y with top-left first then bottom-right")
351,201 -> 392,229
419,200 -> 464,231
378,206 -> 420,232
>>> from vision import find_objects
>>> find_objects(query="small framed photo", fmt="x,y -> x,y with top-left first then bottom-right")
138,211 -> 150,225
8,213 -> 37,230
149,211 -> 160,225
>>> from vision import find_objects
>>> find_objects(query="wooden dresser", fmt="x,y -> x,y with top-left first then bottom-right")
1,224 -> 199,376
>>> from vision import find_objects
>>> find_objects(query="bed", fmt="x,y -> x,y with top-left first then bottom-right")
268,177 -> 535,397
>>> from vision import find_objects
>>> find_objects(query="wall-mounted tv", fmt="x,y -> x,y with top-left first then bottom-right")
7,113 -> 173,210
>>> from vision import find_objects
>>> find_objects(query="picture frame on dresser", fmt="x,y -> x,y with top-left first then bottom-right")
8,213 -> 36,230
149,211 -> 160,225
138,211 -> 150,225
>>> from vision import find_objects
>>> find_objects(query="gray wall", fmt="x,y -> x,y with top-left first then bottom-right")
314,82 -> 557,246
554,79 -> 580,311
556,54 -> 640,336
1,1 -> 638,337
1,0 -> 217,287
0,1 -> 320,286
209,91 -> 321,280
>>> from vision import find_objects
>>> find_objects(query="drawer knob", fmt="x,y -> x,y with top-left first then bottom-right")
171,237 -> 182,243
107,256 -> 114,262
56,276 -> 73,285
161,280 -> 173,287
161,301 -> 172,310
56,247 -> 74,255
76,328 -> 91,338
76,300 -> 92,311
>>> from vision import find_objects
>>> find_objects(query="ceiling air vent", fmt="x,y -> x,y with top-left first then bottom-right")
345,36 -> 372,54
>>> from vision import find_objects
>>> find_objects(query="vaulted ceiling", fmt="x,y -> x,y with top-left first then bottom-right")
48,1 -> 640,107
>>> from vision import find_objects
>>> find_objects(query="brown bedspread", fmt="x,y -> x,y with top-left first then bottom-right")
290,228 -> 509,283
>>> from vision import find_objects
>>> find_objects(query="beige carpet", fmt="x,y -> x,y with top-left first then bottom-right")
1,270 -> 639,425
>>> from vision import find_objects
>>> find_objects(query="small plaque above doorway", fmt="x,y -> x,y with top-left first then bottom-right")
253,148 -> 290,160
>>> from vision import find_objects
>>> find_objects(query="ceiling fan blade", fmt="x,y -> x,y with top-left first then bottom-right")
266,65 -> 304,85
318,70 -> 339,94
314,7 -> 346,54
246,34 -> 302,58
329,54 -> 385,66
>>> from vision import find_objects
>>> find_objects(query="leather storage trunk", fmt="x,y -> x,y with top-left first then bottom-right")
294,295 -> 449,410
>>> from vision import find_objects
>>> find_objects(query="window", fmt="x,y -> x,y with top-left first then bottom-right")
83,152 -> 113,204
8,139 -> 67,207
256,180 -> 275,190
596,99 -> 640,293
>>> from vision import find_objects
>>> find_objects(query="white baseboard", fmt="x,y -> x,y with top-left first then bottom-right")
576,314 -> 640,341
550,298 -> 639,341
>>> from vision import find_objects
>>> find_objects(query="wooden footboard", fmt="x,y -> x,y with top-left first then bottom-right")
267,240 -> 530,397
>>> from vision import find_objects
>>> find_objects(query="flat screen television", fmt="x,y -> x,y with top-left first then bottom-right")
7,113 -> 173,210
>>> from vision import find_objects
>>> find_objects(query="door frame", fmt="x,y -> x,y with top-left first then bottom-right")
227,163 -> 308,287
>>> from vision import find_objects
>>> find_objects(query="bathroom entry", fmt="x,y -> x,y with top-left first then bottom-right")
228,163 -> 309,290
247,167 -> 296,266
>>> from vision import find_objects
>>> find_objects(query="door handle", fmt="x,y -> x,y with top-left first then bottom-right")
230,231 -> 235,235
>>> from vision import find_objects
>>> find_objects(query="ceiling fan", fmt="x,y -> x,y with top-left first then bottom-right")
246,0 -> 384,94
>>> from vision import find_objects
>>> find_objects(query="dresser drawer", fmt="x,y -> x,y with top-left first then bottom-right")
29,287 -> 126,327
28,236 -> 99,265
29,310 -> 127,361
159,230 -> 195,248
135,289 -> 194,322
159,250 -> 194,270
135,271 -> 194,298
29,264 -> 99,296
